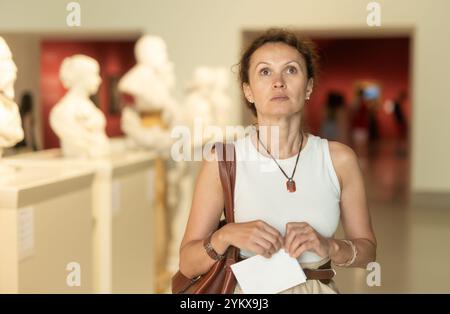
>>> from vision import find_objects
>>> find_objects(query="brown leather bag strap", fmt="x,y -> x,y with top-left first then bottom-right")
215,141 -> 238,293
215,142 -> 236,224
171,142 -> 238,294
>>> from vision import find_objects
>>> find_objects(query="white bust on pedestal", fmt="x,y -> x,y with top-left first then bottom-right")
0,37 -> 24,177
118,35 -> 179,156
119,35 -> 187,291
165,66 -> 233,282
50,54 -> 110,158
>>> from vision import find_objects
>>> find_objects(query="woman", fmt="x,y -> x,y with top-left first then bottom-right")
179,29 -> 377,294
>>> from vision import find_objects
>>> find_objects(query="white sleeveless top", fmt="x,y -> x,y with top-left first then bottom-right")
233,130 -> 341,263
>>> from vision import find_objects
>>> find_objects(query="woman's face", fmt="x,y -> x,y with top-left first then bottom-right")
243,42 -> 313,118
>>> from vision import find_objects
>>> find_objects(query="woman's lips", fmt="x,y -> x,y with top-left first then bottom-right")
271,96 -> 289,101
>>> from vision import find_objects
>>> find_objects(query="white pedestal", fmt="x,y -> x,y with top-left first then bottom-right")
5,147 -> 157,293
0,163 -> 95,293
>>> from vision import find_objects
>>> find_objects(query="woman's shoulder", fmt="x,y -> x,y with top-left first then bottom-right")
327,140 -> 360,187
327,140 -> 356,159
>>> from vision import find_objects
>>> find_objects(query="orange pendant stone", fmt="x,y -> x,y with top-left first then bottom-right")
286,179 -> 296,192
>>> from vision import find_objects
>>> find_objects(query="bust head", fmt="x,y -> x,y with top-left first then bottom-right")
60,54 -> 101,95
135,35 -> 175,88
0,37 -> 17,99
135,35 -> 169,67
187,66 -> 215,92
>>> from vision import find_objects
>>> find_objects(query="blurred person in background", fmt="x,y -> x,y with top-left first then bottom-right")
15,91 -> 37,151
393,90 -> 408,157
320,91 -> 350,145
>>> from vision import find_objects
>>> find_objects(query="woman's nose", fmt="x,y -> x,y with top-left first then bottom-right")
272,75 -> 286,88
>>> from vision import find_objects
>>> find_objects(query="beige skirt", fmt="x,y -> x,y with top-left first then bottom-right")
233,257 -> 340,294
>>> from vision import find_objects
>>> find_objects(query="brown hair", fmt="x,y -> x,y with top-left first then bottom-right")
238,28 -> 319,117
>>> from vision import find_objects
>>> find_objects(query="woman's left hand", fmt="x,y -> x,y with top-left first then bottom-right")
284,222 -> 333,259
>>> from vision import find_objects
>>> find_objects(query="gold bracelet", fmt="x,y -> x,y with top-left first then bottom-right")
334,239 -> 358,267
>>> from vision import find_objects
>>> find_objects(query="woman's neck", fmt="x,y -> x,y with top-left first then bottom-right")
254,113 -> 306,159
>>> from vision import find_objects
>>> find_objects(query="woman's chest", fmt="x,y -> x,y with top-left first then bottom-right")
234,169 -> 340,237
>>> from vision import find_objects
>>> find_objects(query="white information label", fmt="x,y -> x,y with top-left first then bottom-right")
18,207 -> 35,261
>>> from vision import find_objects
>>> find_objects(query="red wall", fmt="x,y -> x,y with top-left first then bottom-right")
307,37 -> 410,139
40,40 -> 136,149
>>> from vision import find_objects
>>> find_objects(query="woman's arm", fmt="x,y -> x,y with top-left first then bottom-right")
328,141 -> 377,268
179,150 -> 226,279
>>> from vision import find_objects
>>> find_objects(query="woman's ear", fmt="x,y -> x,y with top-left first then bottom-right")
306,78 -> 314,99
243,83 -> 254,103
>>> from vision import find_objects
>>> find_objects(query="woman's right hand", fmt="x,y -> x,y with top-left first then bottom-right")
220,220 -> 284,258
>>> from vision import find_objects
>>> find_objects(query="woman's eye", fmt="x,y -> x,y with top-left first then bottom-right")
260,68 -> 271,76
286,66 -> 298,74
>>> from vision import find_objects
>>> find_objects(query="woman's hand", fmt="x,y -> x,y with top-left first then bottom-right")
221,220 -> 284,258
284,222 -> 333,259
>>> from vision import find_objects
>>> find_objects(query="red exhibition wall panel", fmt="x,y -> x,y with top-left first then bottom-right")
308,37 -> 410,139
40,40 -> 136,149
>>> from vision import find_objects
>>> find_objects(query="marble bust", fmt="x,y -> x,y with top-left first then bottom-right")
118,35 -> 179,155
0,36 -> 24,176
50,54 -> 110,158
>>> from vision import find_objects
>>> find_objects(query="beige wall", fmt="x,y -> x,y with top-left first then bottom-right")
0,0 -> 449,193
